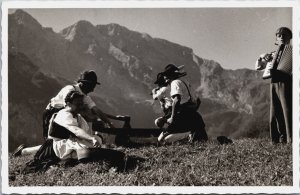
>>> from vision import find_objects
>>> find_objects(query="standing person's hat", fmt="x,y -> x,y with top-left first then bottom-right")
77,70 -> 100,85
163,64 -> 186,79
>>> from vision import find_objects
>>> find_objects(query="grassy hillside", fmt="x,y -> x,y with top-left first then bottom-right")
9,138 -> 292,186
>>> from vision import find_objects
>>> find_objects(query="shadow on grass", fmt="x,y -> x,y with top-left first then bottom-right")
74,148 -> 146,173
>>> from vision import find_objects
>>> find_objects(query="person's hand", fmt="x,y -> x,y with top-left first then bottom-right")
264,53 -> 273,62
255,54 -> 268,71
167,117 -> 174,125
92,135 -> 102,148
102,120 -> 114,128
106,122 -> 115,128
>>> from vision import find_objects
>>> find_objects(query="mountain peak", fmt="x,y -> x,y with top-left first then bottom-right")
10,9 -> 42,29
75,20 -> 94,29
13,9 -> 32,18
60,20 -> 96,40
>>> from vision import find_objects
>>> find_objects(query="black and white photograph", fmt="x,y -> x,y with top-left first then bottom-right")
1,0 -> 300,194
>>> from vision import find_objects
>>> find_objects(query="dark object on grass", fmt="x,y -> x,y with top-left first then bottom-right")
124,155 -> 145,171
78,148 -> 144,172
58,158 -> 79,168
217,136 -> 233,145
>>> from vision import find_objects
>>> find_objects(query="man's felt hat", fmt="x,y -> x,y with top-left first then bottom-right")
163,64 -> 186,79
78,70 -> 100,85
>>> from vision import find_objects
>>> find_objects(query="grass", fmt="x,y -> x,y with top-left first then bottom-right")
9,138 -> 292,186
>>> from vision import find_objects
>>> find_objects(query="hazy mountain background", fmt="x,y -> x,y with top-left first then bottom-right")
8,9 -> 270,151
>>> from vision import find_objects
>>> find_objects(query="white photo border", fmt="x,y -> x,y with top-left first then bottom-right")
1,0 -> 300,194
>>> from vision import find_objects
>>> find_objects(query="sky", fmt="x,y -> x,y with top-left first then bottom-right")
9,7 -> 292,70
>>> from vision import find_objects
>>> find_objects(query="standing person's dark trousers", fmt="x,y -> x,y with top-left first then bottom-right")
270,73 -> 292,144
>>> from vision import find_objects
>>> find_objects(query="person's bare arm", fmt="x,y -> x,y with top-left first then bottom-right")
63,124 -> 101,147
167,95 -> 181,124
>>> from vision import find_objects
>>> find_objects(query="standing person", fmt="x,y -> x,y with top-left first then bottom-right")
255,27 -> 292,143
157,64 -> 208,143
43,70 -> 127,139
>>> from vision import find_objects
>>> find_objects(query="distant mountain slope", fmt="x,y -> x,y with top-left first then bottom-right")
8,9 -> 270,150
8,51 -> 63,151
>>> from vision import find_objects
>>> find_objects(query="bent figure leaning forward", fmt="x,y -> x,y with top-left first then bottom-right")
152,64 -> 208,144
